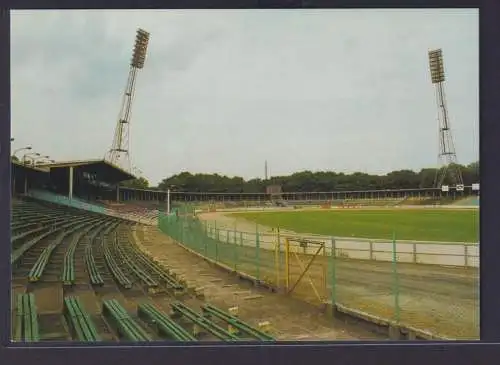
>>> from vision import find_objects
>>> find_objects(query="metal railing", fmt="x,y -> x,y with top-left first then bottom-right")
158,210 -> 479,340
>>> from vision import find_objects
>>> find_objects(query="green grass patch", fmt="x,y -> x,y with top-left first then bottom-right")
230,209 -> 479,242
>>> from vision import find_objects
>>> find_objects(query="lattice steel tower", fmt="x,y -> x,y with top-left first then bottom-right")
106,28 -> 150,171
428,48 -> 463,188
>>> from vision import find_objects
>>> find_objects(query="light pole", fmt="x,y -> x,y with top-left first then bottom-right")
167,188 -> 171,214
166,184 -> 177,214
428,48 -> 463,189
13,146 -> 31,158
23,152 -> 40,165
32,155 -> 50,165
107,28 -> 150,172
21,152 -> 39,195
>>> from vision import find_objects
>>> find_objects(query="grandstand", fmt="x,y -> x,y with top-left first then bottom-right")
113,185 -> 478,212
10,158 -> 277,342
9,155 -> 479,342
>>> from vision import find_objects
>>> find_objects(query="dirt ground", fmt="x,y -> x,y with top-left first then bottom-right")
135,225 -> 384,341
194,211 -> 480,339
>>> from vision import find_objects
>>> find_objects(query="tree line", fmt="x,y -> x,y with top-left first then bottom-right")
13,155 -> 478,193
144,162 -> 479,193
120,177 -> 149,189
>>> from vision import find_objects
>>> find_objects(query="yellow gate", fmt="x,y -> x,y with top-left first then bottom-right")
283,237 -> 328,305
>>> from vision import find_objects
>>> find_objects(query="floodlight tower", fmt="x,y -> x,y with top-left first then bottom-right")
107,28 -> 150,172
428,48 -> 463,188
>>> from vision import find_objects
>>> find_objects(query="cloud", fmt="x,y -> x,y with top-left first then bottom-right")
11,9 -> 478,185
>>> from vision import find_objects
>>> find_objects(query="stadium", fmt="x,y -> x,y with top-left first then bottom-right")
9,155 -> 480,342
9,25 -> 479,343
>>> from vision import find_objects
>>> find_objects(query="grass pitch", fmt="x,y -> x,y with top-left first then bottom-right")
231,209 -> 478,242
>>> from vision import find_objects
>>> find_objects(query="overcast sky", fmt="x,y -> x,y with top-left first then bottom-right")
10,9 -> 478,186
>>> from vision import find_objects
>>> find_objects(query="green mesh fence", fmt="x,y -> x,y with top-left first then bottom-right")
157,209 -> 479,340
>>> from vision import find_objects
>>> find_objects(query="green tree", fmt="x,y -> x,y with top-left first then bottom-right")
121,177 -> 149,189
154,161 -> 479,193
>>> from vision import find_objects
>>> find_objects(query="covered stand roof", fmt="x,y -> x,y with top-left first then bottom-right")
11,160 -> 50,175
37,158 -> 136,184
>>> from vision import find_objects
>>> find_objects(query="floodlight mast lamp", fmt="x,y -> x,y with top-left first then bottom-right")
107,28 -> 150,172
428,48 -> 463,188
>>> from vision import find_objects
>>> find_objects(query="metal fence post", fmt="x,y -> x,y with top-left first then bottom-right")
215,228 -> 219,262
214,220 -> 217,241
464,244 -> 469,267
180,217 -> 184,244
277,228 -> 281,288
330,237 -> 337,306
175,215 -> 180,241
239,232 -> 243,271
225,229 -> 230,264
285,238 -> 290,292
233,232 -> 238,271
256,224 -> 260,281
200,219 -> 204,252
203,221 -> 208,257
392,232 -> 400,323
